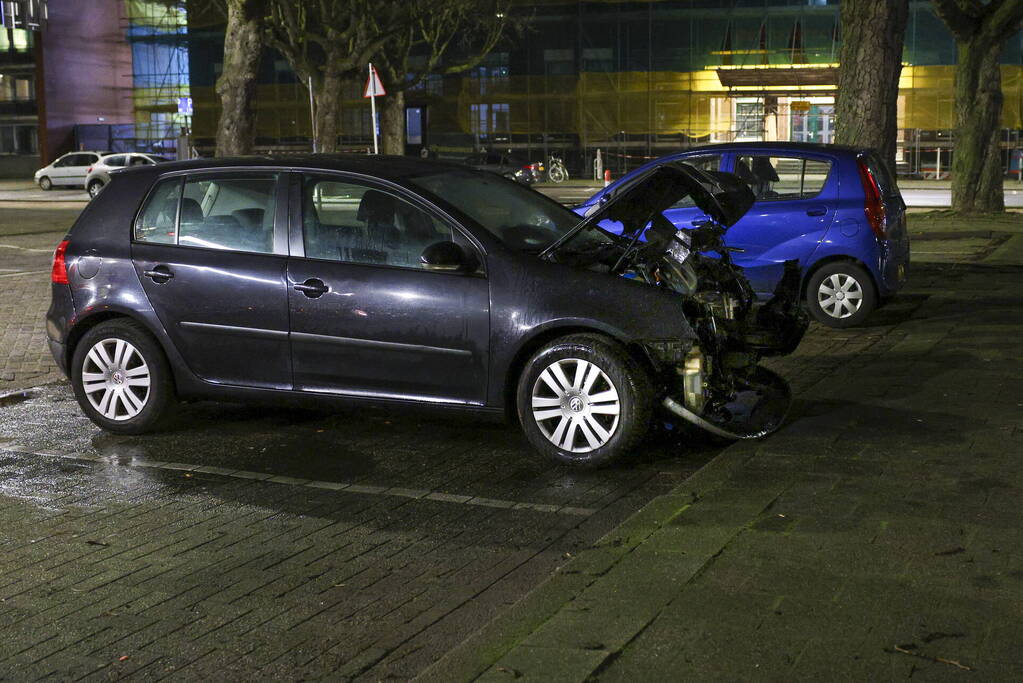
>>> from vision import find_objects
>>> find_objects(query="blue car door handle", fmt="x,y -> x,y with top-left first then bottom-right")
806,206 -> 828,217
692,215 -> 711,226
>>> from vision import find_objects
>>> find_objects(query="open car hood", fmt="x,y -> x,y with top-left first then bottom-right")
546,163 -> 754,257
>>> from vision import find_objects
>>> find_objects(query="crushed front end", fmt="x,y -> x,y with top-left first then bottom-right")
545,162 -> 808,440
651,255 -> 807,440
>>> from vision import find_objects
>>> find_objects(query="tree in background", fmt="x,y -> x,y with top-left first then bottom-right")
213,0 -> 265,157
933,0 -> 1023,213
264,0 -> 404,153
371,0 -> 515,156
834,0 -> 909,178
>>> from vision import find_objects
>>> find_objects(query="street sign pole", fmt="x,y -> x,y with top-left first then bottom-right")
364,63 -> 386,155
369,64 -> 378,154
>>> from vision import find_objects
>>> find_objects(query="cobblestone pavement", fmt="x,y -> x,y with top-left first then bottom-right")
0,207 -> 82,390
0,384 -> 724,680
426,262 -> 1023,681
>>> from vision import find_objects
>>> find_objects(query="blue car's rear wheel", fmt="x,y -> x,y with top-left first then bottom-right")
807,262 -> 877,328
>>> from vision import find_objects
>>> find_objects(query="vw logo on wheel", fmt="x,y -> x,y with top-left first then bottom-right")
569,396 -> 584,412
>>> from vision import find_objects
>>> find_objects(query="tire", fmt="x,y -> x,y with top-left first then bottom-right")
38,176 -> 52,191
516,333 -> 653,468
87,180 -> 104,198
70,319 -> 176,434
548,166 -> 567,183
806,262 -> 877,328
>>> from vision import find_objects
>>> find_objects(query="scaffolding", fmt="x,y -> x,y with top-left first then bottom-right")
123,0 -> 190,155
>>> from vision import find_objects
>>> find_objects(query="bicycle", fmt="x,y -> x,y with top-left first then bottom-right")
547,155 -> 569,183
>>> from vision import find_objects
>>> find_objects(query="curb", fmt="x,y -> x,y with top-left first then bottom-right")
416,439 -> 765,682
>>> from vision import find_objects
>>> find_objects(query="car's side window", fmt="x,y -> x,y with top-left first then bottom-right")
135,177 -> 182,245
734,155 -> 832,201
135,174 -> 278,255
669,155 -> 721,209
302,175 -> 462,270
54,155 -> 72,168
105,155 -> 127,168
802,160 -> 831,196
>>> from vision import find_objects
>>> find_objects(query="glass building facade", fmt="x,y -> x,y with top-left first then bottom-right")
183,0 -> 1023,177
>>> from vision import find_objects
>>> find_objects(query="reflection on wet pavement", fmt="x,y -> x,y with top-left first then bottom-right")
0,383 -> 717,513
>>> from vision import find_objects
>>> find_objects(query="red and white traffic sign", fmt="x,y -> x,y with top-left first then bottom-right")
364,64 -> 386,98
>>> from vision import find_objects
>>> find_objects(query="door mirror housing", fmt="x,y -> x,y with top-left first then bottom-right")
421,241 -> 472,272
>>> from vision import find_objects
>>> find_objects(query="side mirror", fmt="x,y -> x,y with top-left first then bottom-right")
421,241 -> 471,272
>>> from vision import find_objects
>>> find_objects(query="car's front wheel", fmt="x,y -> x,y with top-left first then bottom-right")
517,334 -> 653,468
87,180 -> 104,198
38,176 -> 52,191
71,320 -> 176,434
806,262 -> 877,328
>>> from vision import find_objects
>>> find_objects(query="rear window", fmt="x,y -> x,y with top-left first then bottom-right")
135,174 -> 279,254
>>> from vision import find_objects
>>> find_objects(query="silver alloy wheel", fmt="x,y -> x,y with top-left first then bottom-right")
817,272 -> 864,319
531,358 -> 620,454
88,182 -> 103,197
81,338 -> 151,421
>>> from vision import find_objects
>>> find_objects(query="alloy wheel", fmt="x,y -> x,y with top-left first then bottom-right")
531,358 -> 620,453
81,338 -> 151,421
817,272 -> 864,319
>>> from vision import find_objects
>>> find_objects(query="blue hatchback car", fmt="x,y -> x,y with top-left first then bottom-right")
577,143 -> 910,327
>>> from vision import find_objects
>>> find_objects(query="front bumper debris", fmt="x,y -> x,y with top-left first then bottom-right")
662,366 -> 792,440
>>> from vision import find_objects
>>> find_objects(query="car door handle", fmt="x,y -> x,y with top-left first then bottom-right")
692,215 -> 712,227
806,206 -> 828,217
294,278 -> 328,298
143,265 -> 174,283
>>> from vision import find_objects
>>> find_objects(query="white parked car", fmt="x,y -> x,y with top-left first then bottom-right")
34,151 -> 109,190
85,152 -> 171,198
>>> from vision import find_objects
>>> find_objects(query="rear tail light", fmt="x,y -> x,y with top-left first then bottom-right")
522,163 -> 540,171
857,159 -> 887,240
51,240 -> 70,284
87,166 -> 93,174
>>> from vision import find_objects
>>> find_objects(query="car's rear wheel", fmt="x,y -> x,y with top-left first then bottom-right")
71,320 -> 176,434
806,262 -> 877,328
516,334 -> 653,468
38,176 -> 52,191
87,180 -> 104,198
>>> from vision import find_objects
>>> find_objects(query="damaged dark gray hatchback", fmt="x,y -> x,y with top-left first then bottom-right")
46,155 -> 807,467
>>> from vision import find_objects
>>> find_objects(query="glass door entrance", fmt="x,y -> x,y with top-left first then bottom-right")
790,102 -> 835,143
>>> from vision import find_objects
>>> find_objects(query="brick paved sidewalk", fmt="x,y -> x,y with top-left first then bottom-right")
0,273 -> 61,389
423,262 -> 1023,681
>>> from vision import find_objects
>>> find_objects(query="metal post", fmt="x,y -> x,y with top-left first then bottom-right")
369,63 -> 379,155
308,76 -> 317,153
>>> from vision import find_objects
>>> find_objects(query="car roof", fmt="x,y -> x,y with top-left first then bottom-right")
681,141 -> 869,156
117,154 -> 469,181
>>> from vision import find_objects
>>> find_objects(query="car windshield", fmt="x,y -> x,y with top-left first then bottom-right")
408,170 -> 610,252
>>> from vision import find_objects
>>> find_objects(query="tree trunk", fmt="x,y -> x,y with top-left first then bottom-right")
314,71 -> 343,153
834,0 -> 908,178
214,0 -> 264,157
379,90 -> 406,155
949,38 -> 1005,213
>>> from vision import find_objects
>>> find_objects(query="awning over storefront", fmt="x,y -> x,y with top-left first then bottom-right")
716,66 -> 838,88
